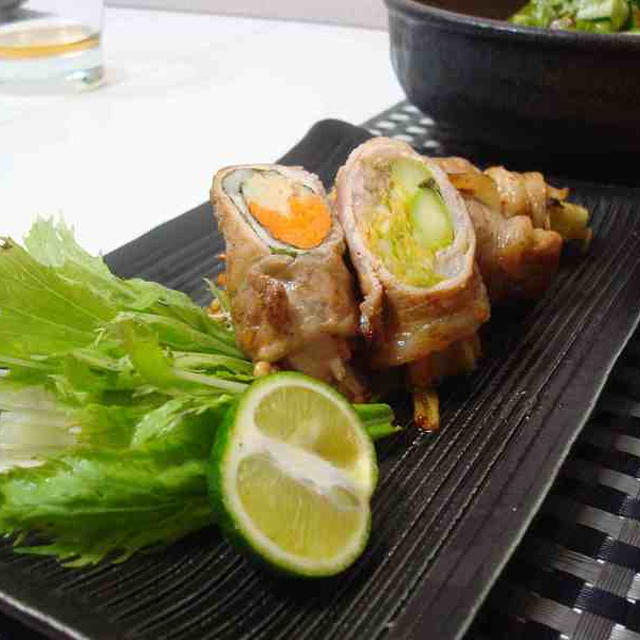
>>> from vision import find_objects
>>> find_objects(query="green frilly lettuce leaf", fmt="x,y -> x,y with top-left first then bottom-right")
0,218 -> 398,566
0,450 -> 214,566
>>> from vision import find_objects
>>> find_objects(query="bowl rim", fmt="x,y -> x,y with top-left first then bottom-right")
385,0 -> 640,50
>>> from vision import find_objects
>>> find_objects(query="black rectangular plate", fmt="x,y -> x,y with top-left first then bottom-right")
2,120 -> 640,640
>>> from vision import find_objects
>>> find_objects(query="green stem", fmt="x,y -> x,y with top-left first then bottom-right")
353,403 -> 401,441
175,370 -> 247,394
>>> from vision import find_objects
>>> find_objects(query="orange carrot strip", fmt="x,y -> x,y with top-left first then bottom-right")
247,194 -> 331,249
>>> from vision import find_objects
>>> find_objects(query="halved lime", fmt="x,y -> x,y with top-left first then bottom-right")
208,372 -> 377,577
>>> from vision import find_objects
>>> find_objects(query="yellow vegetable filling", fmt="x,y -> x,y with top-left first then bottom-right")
364,157 -> 454,288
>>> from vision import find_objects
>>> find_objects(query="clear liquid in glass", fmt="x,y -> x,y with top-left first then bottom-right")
0,2 -> 104,90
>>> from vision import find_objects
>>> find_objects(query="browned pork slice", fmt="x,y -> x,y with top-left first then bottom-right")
436,157 -> 591,301
211,164 -> 364,400
334,137 -> 490,371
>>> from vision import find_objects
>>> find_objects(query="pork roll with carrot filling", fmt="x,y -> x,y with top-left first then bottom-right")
211,165 -> 363,400
334,138 -> 490,427
435,157 -> 591,302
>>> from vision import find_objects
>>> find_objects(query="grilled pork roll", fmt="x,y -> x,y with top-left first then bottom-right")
436,157 -> 591,302
334,137 -> 490,370
211,165 -> 363,400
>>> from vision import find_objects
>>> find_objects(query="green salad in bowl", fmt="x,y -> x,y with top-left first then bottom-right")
510,0 -> 640,32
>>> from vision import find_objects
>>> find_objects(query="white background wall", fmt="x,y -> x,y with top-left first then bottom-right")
105,0 -> 389,29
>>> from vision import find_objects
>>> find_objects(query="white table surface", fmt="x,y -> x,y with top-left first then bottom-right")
0,7 -> 404,256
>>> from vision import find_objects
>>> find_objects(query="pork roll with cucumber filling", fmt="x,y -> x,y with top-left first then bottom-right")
334,138 -> 490,429
435,157 -> 592,302
211,165 -> 365,401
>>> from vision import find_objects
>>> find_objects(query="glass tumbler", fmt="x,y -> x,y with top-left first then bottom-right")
0,0 -> 104,89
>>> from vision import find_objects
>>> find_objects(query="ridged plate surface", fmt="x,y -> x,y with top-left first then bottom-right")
1,118 -> 640,640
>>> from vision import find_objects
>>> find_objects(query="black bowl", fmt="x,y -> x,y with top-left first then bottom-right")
385,0 -> 640,181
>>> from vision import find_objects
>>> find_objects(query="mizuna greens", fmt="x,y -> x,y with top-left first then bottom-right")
0,219 -> 397,566
510,0 -> 640,33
